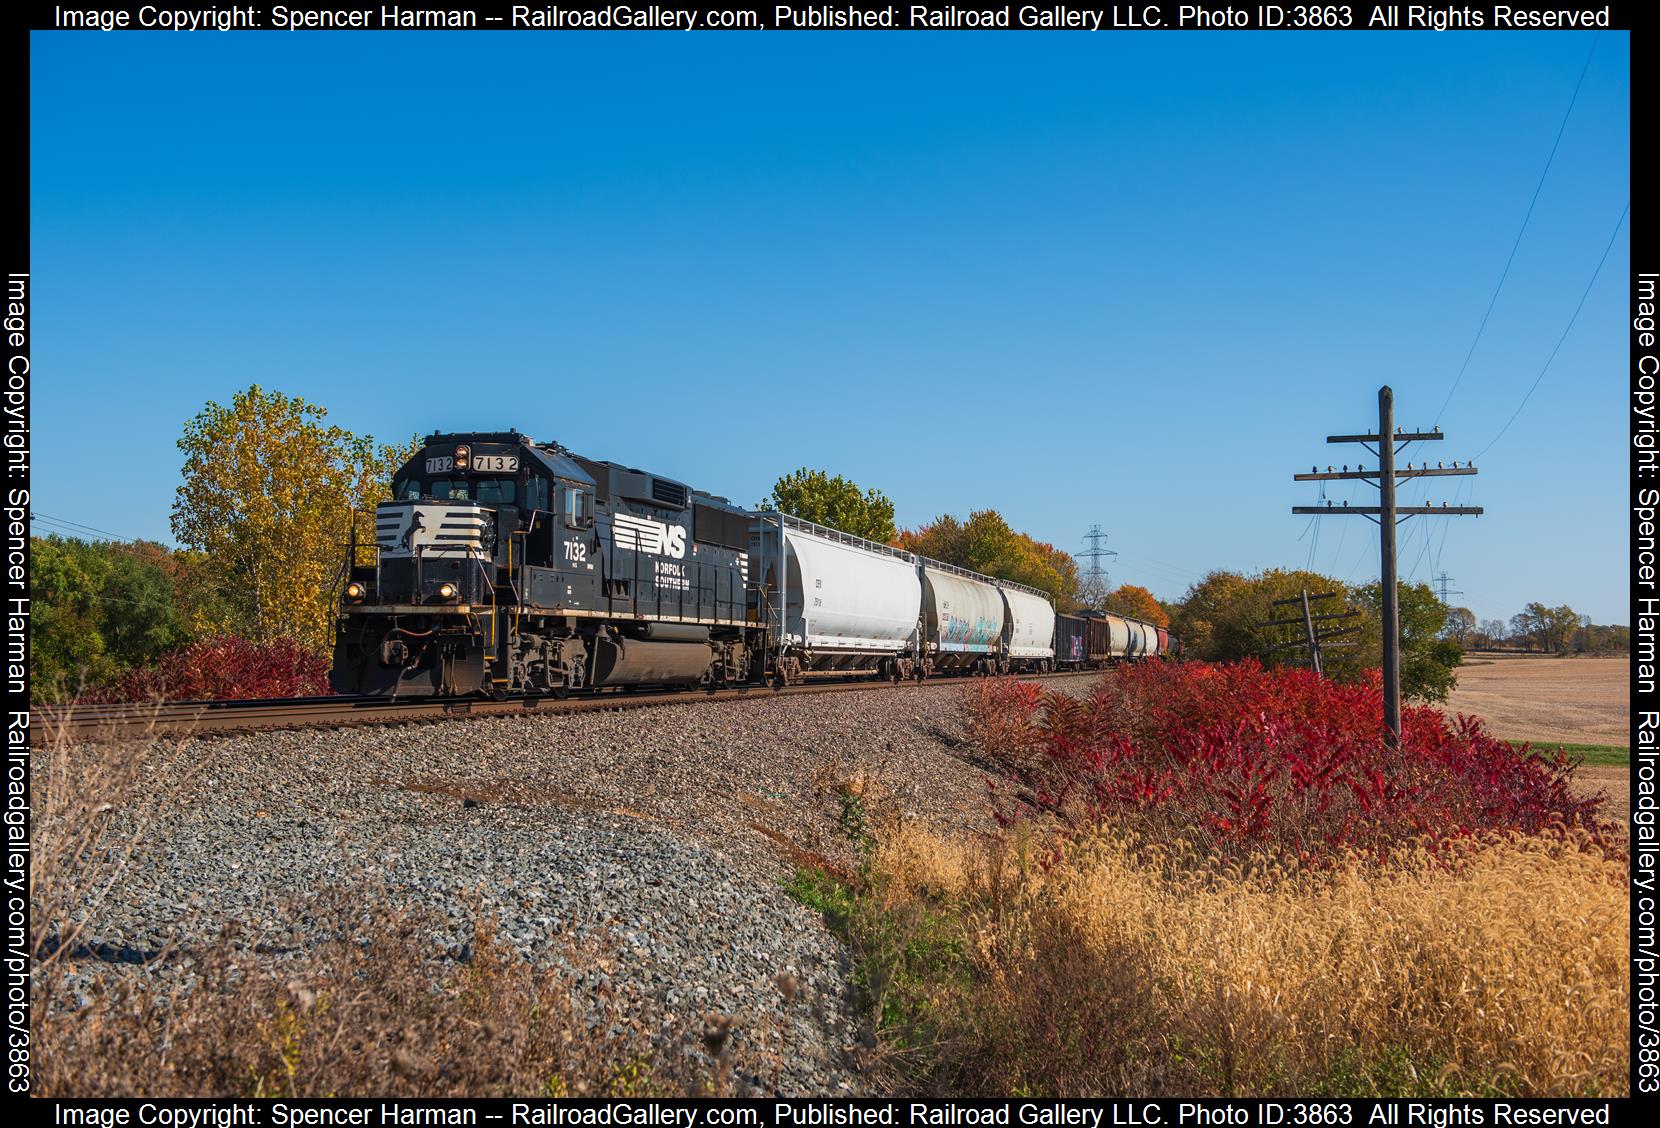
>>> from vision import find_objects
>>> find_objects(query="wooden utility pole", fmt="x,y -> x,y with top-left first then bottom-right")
1300,588 -> 1322,674
1257,589 -> 1360,675
1292,386 -> 1483,743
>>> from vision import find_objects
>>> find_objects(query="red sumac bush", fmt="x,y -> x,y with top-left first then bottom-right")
99,636 -> 332,703
967,660 -> 1607,863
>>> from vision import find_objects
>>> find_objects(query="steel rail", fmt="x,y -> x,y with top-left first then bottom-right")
35,670 -> 1108,744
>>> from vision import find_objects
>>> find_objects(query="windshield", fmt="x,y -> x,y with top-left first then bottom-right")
398,478 -> 518,504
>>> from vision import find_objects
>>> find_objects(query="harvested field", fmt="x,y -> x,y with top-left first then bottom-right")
1443,656 -> 1630,826
1576,765 -> 1630,824
1444,656 -> 1628,748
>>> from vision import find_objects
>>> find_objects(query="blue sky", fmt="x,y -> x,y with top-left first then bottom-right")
30,31 -> 1631,624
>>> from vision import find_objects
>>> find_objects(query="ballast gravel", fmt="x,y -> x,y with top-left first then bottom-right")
53,679 -> 1043,1095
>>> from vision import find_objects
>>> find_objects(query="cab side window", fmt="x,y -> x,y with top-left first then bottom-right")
565,486 -> 593,529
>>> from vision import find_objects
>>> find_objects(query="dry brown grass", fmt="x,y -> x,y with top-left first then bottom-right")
1445,657 -> 1628,748
33,903 -> 690,1098
864,822 -> 1629,1097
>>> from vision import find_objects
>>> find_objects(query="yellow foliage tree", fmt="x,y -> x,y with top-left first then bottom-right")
1102,583 -> 1169,627
170,386 -> 415,653
896,510 -> 1081,610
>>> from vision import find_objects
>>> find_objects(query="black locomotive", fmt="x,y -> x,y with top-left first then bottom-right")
330,431 -> 753,696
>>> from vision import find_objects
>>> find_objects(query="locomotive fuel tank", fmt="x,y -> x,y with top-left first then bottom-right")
920,564 -> 1006,672
589,632 -> 715,686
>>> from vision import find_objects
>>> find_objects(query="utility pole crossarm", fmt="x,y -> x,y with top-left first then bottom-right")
1272,591 -> 1337,605
1293,506 -> 1484,516
1328,431 -> 1444,443
1294,467 -> 1477,481
1258,611 -> 1360,628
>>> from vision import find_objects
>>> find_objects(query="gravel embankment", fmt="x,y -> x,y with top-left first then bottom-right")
51,679 -> 1025,1094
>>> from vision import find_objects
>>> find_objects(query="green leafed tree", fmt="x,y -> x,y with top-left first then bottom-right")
1171,569 -> 1463,702
1171,568 -> 1379,682
763,468 -> 897,544
171,386 -> 415,653
1352,579 -> 1463,703
28,536 -> 190,700
29,537 -> 115,697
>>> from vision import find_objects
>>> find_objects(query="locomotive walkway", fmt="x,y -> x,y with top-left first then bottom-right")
36,670 -> 1100,743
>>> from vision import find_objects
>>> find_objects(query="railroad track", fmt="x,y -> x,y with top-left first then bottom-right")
35,670 -> 1105,743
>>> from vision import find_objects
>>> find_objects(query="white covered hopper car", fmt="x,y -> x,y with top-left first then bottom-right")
748,513 -> 1069,684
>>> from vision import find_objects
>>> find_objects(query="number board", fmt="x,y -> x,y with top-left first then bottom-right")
425,454 -> 519,474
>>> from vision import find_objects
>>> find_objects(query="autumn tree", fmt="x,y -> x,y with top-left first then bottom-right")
1171,569 -> 1459,701
1165,569 -> 1253,662
1472,618 -> 1509,649
895,510 -> 1080,609
1509,602 -> 1581,653
763,468 -> 896,543
1170,568 -> 1379,681
171,386 -> 414,653
1102,584 -> 1169,627
1441,606 -> 1477,645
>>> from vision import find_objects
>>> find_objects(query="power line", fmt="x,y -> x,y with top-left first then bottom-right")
1471,200 -> 1629,462
1436,32 -> 1602,425
30,512 -> 143,543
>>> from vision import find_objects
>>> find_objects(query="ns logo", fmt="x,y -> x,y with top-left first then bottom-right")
612,513 -> 687,559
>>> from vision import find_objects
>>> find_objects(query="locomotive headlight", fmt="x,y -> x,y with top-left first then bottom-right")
437,582 -> 456,600
344,582 -> 365,600
453,444 -> 470,471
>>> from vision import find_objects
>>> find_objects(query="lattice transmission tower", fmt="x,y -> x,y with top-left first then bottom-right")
1077,524 -> 1117,610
